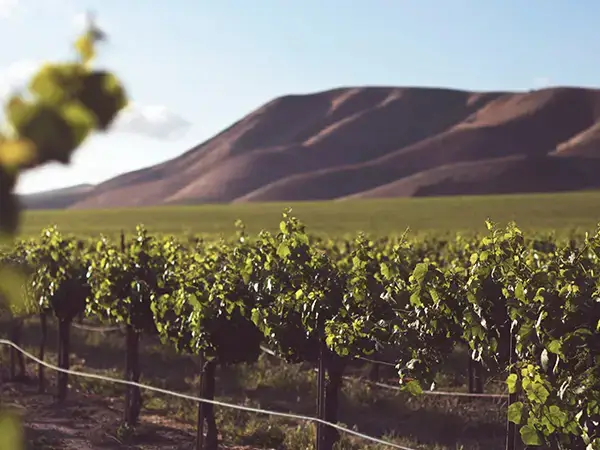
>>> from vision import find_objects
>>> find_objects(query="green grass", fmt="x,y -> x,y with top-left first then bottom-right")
19,191 -> 600,239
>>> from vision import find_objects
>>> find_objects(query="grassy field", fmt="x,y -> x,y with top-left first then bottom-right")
19,191 -> 600,239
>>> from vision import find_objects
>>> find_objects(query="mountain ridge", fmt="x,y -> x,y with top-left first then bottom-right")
21,85 -> 600,210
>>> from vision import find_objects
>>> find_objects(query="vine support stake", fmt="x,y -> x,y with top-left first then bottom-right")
38,312 -> 47,393
56,318 -> 71,402
506,329 -> 517,450
316,339 -> 327,450
195,354 -> 206,450
468,357 -> 474,394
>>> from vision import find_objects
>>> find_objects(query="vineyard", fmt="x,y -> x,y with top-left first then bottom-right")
0,211 -> 599,450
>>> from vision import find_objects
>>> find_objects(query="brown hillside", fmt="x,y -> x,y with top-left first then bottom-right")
44,86 -> 600,209
341,155 -> 600,199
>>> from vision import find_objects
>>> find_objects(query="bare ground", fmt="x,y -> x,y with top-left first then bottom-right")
3,379 -> 260,450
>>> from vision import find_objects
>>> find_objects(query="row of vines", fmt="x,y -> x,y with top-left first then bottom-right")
0,214 -> 598,450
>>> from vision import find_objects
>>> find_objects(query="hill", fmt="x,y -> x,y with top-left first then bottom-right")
22,86 -> 600,209
20,184 -> 95,210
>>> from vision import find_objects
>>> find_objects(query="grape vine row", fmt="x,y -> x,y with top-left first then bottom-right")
1,213 -> 598,450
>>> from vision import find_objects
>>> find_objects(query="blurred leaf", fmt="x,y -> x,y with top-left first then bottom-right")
0,411 -> 24,450
0,138 -> 37,170
61,101 -> 96,146
74,32 -> 96,65
76,71 -> 127,130
28,63 -> 84,104
9,103 -> 76,165
4,95 -> 28,131
0,167 -> 19,235
0,265 -> 28,313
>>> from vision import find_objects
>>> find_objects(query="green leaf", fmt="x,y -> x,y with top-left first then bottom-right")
507,402 -> 524,424
409,291 -> 423,308
412,263 -> 428,284
402,380 -> 423,396
515,281 -> 525,301
276,243 -> 291,259
380,262 -> 390,279
506,373 -> 519,394
525,381 -> 550,404
251,309 -> 261,327
547,339 -> 562,355
547,405 -> 568,428
519,425 -> 543,446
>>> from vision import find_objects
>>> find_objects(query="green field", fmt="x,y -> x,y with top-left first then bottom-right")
19,191 -> 600,239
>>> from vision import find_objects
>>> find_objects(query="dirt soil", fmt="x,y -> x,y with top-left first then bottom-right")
2,379 -> 261,450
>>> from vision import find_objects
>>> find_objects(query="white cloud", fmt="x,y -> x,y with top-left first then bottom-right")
0,59 -> 38,98
0,60 -> 192,141
0,0 -> 21,19
112,103 -> 192,140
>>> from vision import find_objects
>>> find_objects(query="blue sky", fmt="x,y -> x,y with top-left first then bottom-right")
3,0 -> 600,194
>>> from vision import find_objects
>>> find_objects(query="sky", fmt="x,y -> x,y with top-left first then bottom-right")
3,0 -> 600,194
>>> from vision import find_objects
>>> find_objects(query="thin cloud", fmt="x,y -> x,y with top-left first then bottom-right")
0,61 -> 192,141
112,104 -> 192,140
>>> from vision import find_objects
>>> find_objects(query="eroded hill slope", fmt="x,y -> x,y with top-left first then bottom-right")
24,86 -> 600,209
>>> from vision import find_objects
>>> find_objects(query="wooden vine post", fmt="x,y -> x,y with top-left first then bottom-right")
316,340 -> 327,450
506,329 -> 517,450
195,354 -> 206,450
38,312 -> 47,393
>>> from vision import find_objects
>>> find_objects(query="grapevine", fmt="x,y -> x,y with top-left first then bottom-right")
1,217 -> 599,449
0,16 -> 128,450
